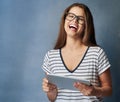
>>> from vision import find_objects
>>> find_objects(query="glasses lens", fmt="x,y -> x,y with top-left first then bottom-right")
66,13 -> 75,21
78,17 -> 84,24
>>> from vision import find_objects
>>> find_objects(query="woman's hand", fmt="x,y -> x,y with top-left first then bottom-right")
42,78 -> 58,102
74,82 -> 96,96
74,69 -> 112,97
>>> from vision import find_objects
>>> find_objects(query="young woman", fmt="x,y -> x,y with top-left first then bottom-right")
42,3 -> 112,102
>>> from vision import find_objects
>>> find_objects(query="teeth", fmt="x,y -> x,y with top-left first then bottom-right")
69,24 -> 77,29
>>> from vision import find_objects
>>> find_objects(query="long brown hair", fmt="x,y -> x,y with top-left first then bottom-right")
54,3 -> 97,49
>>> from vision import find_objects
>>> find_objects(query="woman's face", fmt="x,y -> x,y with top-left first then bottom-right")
64,6 -> 85,38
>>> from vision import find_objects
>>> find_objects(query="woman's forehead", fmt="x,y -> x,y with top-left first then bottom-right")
68,6 -> 85,16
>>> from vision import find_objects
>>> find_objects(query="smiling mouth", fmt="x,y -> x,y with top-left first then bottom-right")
69,24 -> 78,31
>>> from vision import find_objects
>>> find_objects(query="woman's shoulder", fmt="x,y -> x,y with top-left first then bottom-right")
48,49 -> 60,53
89,45 -> 107,56
45,49 -> 60,56
89,45 -> 104,51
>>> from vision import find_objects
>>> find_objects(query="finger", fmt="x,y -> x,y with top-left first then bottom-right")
42,78 -> 49,91
74,82 -> 88,93
42,80 -> 48,88
42,82 -> 50,92
74,82 -> 83,88
73,82 -> 80,87
43,78 -> 48,83
48,83 -> 57,90
42,86 -> 49,92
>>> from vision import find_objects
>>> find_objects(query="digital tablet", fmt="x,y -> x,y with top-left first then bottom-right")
46,74 -> 91,90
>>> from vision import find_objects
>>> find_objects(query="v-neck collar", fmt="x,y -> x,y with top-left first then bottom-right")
59,46 -> 89,73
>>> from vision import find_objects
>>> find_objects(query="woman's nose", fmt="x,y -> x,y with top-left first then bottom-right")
73,17 -> 79,23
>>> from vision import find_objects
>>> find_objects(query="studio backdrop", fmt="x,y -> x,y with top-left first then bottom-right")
0,0 -> 120,102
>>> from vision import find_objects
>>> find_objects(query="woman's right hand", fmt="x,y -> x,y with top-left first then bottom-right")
42,78 -> 58,102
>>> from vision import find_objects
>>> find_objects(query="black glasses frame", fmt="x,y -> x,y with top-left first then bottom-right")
65,12 -> 85,24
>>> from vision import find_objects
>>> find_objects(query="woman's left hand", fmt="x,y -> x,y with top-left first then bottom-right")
74,82 -> 95,96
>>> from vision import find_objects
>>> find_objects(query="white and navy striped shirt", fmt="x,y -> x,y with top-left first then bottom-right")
42,46 -> 111,102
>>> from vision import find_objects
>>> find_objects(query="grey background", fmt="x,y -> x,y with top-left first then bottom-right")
0,0 -> 120,102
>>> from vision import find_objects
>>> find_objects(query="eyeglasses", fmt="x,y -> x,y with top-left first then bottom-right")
65,12 -> 85,24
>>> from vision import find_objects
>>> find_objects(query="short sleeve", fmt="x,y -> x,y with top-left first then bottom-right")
97,48 -> 111,75
42,51 -> 51,74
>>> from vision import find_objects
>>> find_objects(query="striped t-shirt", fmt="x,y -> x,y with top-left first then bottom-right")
42,46 -> 111,102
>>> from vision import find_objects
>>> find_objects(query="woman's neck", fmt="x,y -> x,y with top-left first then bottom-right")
63,37 -> 84,51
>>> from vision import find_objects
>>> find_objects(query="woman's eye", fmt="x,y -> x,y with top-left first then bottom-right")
69,16 -> 73,18
79,17 -> 84,21
68,14 -> 74,18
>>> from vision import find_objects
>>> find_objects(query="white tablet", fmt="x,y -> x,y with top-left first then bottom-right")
47,74 -> 91,90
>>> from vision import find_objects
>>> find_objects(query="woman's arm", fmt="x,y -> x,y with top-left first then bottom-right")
74,68 -> 112,97
42,78 -> 58,102
95,68 -> 112,97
